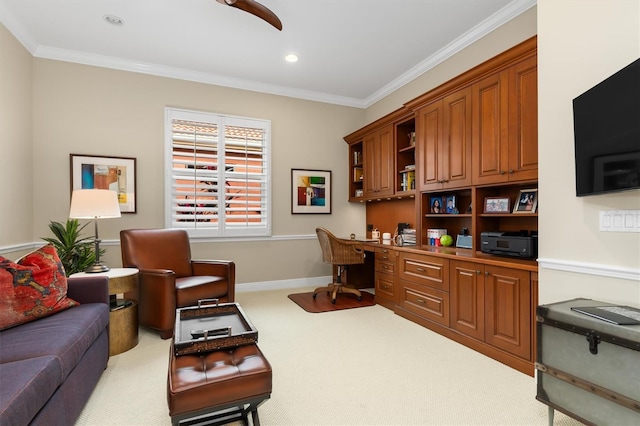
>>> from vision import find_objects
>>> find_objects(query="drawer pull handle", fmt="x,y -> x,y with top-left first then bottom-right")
416,267 -> 425,272
383,265 -> 388,269
382,285 -> 389,289
416,298 -> 425,304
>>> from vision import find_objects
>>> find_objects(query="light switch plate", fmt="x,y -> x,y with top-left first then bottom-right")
599,210 -> 640,232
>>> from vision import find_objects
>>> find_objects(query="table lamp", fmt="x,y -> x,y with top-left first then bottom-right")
69,189 -> 121,273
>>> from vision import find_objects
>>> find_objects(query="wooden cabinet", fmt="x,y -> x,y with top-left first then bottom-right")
398,252 -> 450,326
395,116 -> 416,195
484,264 -> 531,360
450,260 -> 485,340
363,125 -> 394,198
348,141 -> 364,201
416,87 -> 472,191
472,55 -> 538,185
374,247 -> 398,309
450,259 -> 531,360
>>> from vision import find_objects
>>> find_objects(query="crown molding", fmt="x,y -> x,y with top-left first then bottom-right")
0,0 -> 536,109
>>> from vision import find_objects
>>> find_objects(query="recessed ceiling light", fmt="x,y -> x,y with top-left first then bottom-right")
285,53 -> 299,63
104,15 -> 124,25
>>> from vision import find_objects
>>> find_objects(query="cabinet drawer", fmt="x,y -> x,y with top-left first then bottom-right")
375,258 -> 396,275
375,272 -> 395,300
400,280 -> 450,327
399,252 -> 449,291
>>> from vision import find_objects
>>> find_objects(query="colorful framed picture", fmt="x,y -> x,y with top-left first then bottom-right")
513,189 -> 538,213
484,197 -> 510,214
70,154 -> 137,213
291,169 -> 331,214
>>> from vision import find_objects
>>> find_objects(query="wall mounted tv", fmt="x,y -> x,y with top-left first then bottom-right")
573,57 -> 640,196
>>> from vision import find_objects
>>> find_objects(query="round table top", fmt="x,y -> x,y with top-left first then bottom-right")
70,268 -> 139,295
70,267 -> 139,279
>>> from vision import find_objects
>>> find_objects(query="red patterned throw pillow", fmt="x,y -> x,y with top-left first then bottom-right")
0,244 -> 79,330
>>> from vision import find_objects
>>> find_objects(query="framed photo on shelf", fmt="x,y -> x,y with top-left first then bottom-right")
513,189 -> 538,213
484,197 -> 510,214
430,196 -> 444,214
445,195 -> 459,214
291,169 -> 331,214
70,154 -> 137,213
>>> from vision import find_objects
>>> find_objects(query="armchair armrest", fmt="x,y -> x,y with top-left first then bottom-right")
191,260 -> 236,302
136,268 -> 178,334
67,276 -> 110,305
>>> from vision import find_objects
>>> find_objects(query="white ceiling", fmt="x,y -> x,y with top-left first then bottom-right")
0,0 -> 535,108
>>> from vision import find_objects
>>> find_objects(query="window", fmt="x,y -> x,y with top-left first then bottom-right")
165,108 -> 271,237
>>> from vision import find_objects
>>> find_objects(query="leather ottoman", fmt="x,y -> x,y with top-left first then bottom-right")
167,343 -> 272,426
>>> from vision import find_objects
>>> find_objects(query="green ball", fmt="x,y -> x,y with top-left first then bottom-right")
440,235 -> 454,247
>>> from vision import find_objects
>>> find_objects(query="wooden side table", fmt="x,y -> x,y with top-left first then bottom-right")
71,268 -> 139,356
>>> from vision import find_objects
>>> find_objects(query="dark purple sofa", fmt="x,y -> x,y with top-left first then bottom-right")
0,276 -> 110,425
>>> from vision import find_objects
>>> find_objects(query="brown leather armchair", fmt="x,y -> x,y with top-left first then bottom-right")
120,228 -> 235,339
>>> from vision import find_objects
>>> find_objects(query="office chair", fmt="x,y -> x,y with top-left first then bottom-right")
120,228 -> 235,339
313,227 -> 365,304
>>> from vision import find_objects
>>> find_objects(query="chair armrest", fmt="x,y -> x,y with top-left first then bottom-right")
67,276 -> 110,305
191,260 -> 236,302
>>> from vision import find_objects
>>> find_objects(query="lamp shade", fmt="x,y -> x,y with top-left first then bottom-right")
69,189 -> 121,219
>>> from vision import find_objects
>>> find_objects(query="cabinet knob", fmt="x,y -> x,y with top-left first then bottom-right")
476,270 -> 481,274
499,170 -> 506,175
509,169 -> 514,174
485,271 -> 490,276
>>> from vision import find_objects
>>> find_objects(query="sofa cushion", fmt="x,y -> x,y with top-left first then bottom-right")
0,356 -> 62,425
0,244 -> 78,330
0,303 -> 109,379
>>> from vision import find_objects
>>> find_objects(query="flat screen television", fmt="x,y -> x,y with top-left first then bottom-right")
573,58 -> 640,196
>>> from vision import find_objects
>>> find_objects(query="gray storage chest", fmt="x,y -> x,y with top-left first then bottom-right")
536,298 -> 640,426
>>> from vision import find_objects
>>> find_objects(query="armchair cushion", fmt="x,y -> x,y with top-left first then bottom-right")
0,245 -> 78,331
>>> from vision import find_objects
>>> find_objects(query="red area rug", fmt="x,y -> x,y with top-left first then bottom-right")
288,290 -> 375,313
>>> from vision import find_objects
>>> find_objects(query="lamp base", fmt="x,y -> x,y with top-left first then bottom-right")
85,262 -> 110,273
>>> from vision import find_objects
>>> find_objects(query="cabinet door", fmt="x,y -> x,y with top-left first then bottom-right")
508,55 -> 538,182
450,260 -> 484,340
442,87 -> 473,189
363,126 -> 394,197
484,265 -> 531,360
416,100 -> 442,191
472,70 -> 510,185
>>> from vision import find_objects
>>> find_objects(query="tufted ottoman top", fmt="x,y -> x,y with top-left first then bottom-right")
167,343 -> 272,418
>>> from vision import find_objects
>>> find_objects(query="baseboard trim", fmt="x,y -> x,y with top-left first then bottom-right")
236,276 -> 331,293
538,257 -> 640,282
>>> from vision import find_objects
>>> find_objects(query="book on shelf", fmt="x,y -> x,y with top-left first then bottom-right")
401,170 -> 415,191
353,167 -> 363,182
353,151 -> 362,165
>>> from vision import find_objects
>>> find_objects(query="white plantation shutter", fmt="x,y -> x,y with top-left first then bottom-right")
165,108 -> 271,237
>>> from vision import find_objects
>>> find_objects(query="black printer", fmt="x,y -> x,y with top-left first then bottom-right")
480,231 -> 538,259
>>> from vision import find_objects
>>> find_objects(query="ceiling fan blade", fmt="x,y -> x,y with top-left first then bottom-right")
217,0 -> 283,31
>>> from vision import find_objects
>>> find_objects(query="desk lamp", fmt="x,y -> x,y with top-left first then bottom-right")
69,189 -> 121,273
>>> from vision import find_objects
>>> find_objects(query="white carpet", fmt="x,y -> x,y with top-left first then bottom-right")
76,287 -> 584,425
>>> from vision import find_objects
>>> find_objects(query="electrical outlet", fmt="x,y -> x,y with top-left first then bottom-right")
600,210 -> 640,232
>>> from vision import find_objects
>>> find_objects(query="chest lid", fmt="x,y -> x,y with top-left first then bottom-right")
537,298 -> 640,352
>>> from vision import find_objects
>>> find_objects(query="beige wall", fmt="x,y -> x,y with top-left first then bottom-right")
1,11 -> 538,286
0,24 -> 32,250
29,60 -> 366,284
537,0 -> 640,305
367,7 -> 537,122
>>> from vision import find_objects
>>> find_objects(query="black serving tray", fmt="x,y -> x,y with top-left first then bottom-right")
173,300 -> 258,356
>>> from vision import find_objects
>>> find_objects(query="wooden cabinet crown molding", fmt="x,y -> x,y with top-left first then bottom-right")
344,107 -> 413,144
405,36 -> 537,112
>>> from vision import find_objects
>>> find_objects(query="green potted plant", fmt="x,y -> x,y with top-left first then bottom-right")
42,219 -> 104,276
